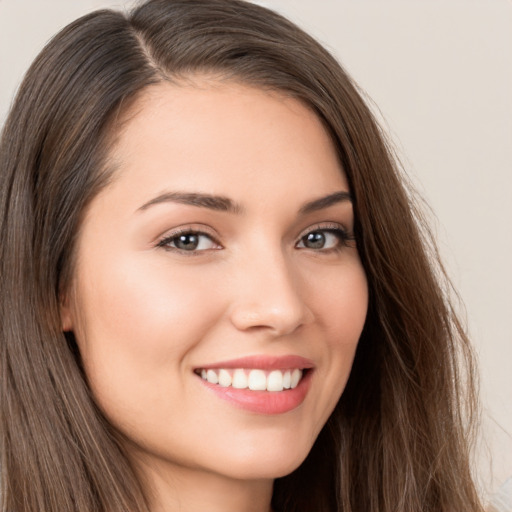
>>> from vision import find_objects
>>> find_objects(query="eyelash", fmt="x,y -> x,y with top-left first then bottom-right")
156,223 -> 354,255
156,227 -> 221,255
296,223 -> 354,253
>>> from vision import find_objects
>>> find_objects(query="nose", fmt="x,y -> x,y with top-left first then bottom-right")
228,249 -> 313,336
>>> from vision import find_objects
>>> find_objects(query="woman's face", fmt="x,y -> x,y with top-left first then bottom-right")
62,80 -> 368,483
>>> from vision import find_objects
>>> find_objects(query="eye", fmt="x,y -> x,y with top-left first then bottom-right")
157,230 -> 220,252
296,226 -> 352,251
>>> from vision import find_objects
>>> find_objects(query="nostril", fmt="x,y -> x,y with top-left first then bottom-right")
229,298 -> 312,336
227,256 -> 314,335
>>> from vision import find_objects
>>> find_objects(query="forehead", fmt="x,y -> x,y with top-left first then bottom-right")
102,79 -> 348,208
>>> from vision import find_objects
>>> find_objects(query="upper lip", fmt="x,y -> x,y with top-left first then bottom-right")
195,355 -> 315,371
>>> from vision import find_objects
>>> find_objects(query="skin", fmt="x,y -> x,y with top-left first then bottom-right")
62,79 -> 368,512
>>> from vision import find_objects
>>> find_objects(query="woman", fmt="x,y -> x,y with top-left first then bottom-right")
0,0 -> 484,511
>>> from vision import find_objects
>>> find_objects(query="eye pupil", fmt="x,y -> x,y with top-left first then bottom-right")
175,234 -> 199,250
304,231 -> 325,249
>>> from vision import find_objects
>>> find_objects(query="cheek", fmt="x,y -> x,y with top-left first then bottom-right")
308,257 -> 368,341
331,263 -> 368,365
305,259 -> 368,419
71,255 -> 223,409
78,254 -> 214,343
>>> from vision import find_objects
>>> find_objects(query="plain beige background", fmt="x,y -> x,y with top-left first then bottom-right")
1,0 -> 511,500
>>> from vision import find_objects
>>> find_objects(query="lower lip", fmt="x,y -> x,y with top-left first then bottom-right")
197,371 -> 313,415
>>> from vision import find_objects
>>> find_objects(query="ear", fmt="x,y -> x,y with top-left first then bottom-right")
59,291 -> 74,332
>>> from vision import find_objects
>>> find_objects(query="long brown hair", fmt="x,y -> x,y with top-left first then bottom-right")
0,1 -> 483,510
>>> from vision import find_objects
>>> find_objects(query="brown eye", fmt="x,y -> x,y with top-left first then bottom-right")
296,228 -> 348,251
174,233 -> 201,250
303,231 -> 326,249
158,231 -> 219,252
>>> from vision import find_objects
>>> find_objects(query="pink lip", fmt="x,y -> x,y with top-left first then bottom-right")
196,354 -> 315,371
194,354 -> 315,415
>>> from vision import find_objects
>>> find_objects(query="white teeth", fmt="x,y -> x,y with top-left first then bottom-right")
283,370 -> 291,389
218,369 -> 232,387
198,368 -> 306,391
248,369 -> 267,391
206,369 -> 218,385
232,369 -> 248,389
290,369 -> 302,389
267,370 -> 284,392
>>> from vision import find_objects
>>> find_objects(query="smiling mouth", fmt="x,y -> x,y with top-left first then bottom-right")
194,368 -> 307,392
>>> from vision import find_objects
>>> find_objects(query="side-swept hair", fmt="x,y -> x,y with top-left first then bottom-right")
0,1 -> 483,510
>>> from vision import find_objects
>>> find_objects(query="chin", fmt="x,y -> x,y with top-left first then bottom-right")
214,436 -> 313,481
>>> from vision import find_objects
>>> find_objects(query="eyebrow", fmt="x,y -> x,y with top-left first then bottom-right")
298,191 -> 352,214
137,192 -> 243,214
137,190 -> 352,215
